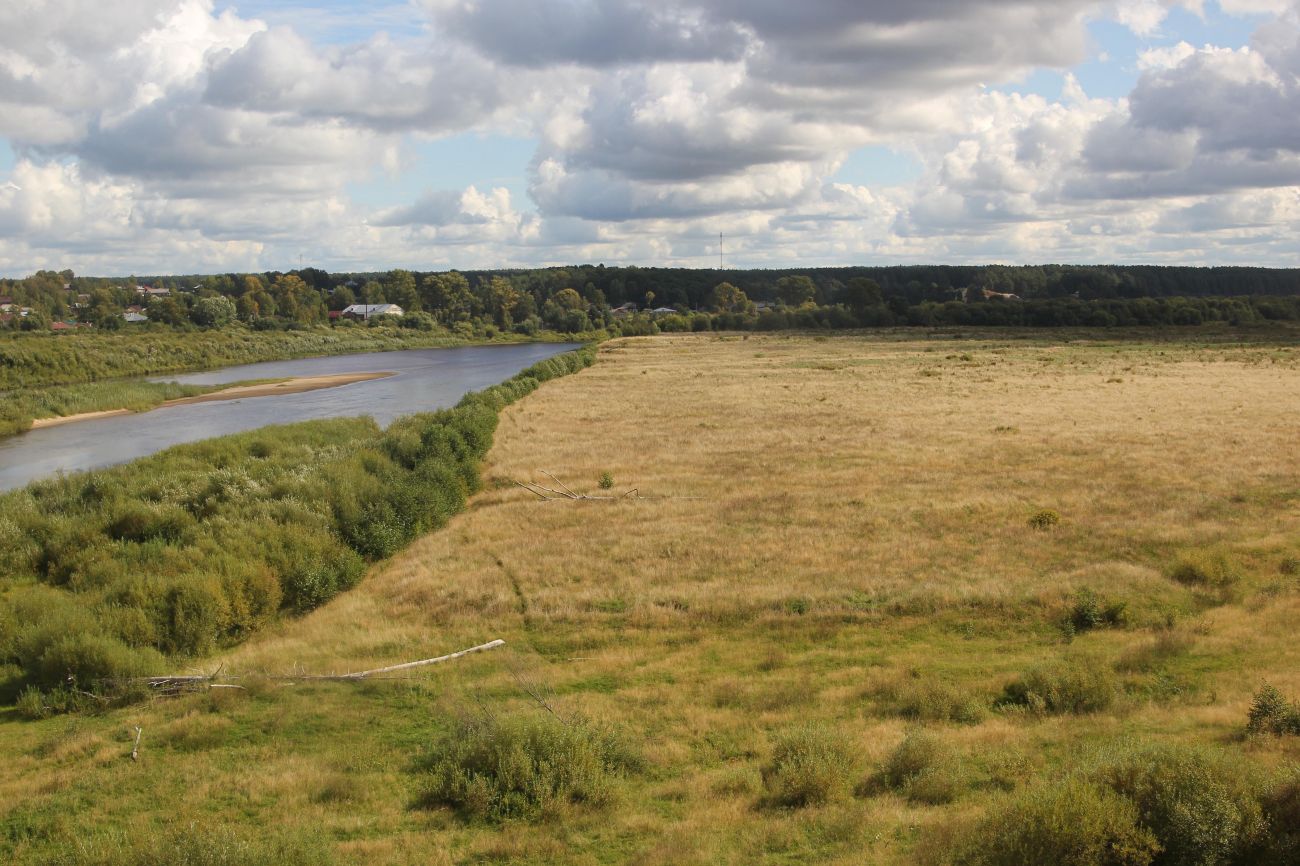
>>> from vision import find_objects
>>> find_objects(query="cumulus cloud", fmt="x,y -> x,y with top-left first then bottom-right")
204,27 -> 509,133
3,0 -> 1300,274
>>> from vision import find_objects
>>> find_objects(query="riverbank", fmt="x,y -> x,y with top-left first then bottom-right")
27,371 -> 397,430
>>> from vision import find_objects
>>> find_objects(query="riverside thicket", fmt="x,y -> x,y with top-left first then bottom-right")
0,347 -> 596,709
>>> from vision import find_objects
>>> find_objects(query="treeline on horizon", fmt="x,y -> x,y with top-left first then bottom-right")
3,264 -> 1300,335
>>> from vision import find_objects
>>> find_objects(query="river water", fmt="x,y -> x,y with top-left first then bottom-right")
0,343 -> 580,492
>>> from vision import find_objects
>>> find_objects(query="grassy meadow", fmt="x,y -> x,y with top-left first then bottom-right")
2,331 -> 1299,864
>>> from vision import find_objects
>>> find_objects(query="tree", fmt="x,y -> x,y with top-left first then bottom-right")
19,310 -> 50,331
146,296 -> 188,326
551,288 -> 584,311
423,272 -> 475,323
270,274 -> 324,324
238,275 -> 276,320
542,288 -> 592,331
837,277 -> 883,318
709,282 -> 753,314
485,276 -> 522,329
330,285 -> 355,311
775,275 -> 816,307
384,269 -> 420,312
191,296 -> 236,328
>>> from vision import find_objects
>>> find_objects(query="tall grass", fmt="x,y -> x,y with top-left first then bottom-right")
0,346 -> 597,705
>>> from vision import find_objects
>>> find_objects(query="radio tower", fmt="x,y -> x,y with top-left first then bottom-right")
719,232 -> 724,270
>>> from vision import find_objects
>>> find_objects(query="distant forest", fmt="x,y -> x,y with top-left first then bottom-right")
3,264 -> 1299,333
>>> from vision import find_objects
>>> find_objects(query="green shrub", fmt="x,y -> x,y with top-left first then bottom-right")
952,778 -> 1159,866
1028,509 -> 1060,530
999,655 -> 1117,714
1069,588 -> 1128,634
418,713 -> 634,821
1256,767 -> 1300,865
880,730 -> 965,804
1169,550 -> 1242,590
1246,684 -> 1300,736
598,471 -> 614,490
32,632 -> 163,689
1096,743 -> 1266,866
761,724 -> 856,807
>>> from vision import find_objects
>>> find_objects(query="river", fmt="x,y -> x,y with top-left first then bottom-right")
0,343 -> 580,492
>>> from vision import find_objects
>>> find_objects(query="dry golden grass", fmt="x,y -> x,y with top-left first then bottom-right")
2,332 -> 1300,864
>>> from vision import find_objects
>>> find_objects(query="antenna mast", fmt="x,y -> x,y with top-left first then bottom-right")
719,232 -> 723,270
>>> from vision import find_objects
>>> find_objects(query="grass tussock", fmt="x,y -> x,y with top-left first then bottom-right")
868,674 -> 988,725
760,724 -> 857,808
877,730 -> 966,805
998,654 -> 1118,715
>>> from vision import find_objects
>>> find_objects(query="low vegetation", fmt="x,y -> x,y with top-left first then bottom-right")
761,724 -> 857,807
1,332 -> 1298,865
417,711 -> 638,821
0,347 -> 596,708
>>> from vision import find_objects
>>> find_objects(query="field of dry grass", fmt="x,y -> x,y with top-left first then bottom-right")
2,331 -> 1299,864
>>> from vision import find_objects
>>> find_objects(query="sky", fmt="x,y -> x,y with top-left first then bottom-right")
1,0 -> 1299,276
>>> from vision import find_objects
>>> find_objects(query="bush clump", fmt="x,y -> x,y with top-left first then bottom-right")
760,724 -> 856,808
953,778 -> 1159,866
1097,743 -> 1266,866
1028,509 -> 1061,530
1256,767 -> 1300,864
998,655 -> 1117,715
418,712 -> 636,822
1246,684 -> 1300,736
1068,588 -> 1128,634
880,730 -> 965,805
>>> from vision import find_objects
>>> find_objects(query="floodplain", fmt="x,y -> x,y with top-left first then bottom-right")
2,331 -> 1299,865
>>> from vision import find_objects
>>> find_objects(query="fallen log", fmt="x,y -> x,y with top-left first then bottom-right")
136,639 -> 505,689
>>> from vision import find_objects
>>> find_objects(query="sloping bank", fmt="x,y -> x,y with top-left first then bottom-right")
0,345 -> 597,711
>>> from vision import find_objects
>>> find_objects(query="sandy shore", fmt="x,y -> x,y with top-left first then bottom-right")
28,371 -> 395,430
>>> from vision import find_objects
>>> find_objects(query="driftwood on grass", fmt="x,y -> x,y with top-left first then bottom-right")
137,638 -> 505,693
296,639 -> 507,681
515,470 -> 640,502
513,471 -> 704,503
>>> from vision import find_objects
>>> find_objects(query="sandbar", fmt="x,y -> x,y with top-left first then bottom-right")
28,371 -> 396,430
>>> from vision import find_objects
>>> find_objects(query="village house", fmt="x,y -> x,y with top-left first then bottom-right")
610,302 -> 638,318
135,285 -> 171,298
123,311 -> 149,323
341,303 -> 403,320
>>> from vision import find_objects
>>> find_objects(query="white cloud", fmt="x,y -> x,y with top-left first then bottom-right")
3,0 -> 1300,274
